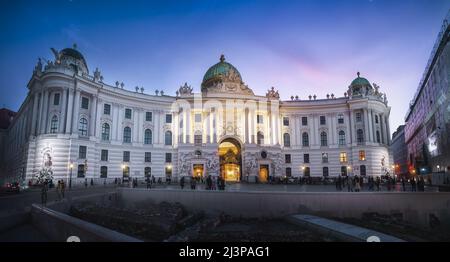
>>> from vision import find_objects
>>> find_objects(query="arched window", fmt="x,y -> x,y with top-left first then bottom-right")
100,166 -> 107,178
50,115 -> 58,133
144,167 -> 151,178
78,118 -> 88,136
357,129 -> 364,144
360,165 -> 366,176
323,167 -> 329,177
302,132 -> 309,147
376,131 -> 381,143
257,132 -> 264,145
123,127 -> 131,143
283,133 -> 291,147
101,123 -> 110,141
320,131 -> 328,146
194,133 -> 202,145
165,131 -> 172,146
144,129 -> 152,144
338,130 -> 346,145
341,166 -> 348,176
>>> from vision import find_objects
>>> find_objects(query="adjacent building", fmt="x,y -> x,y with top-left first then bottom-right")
0,46 -> 392,186
391,125 -> 408,178
404,12 -> 450,184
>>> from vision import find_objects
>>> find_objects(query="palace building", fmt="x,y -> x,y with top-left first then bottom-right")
0,46 -> 392,185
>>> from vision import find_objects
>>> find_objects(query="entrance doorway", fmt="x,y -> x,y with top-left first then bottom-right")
218,138 -> 242,182
193,164 -> 204,179
259,164 -> 269,183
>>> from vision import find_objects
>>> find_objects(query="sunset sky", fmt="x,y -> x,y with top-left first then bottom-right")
1,0 -> 449,134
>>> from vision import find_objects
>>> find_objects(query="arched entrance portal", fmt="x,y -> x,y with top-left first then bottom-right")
218,138 -> 242,182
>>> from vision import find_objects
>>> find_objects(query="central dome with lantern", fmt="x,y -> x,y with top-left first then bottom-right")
201,55 -> 254,95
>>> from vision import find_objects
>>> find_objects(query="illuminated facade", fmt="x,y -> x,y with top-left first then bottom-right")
0,46 -> 392,185
404,13 -> 450,181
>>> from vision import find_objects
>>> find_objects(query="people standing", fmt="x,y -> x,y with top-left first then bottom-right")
411,178 -> 417,192
347,177 -> 353,192
375,176 -> 381,191
354,176 -> 361,192
401,177 -> 406,192
180,176 -> 185,189
61,180 -> 65,199
41,181 -> 48,206
190,177 -> 196,190
84,178 -> 88,188
206,175 -> 212,190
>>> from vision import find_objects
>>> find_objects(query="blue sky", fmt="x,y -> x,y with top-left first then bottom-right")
0,0 -> 449,134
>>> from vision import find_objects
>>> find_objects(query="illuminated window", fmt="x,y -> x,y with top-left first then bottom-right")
145,152 -> 151,163
340,152 -> 347,163
304,167 -> 310,176
359,150 -> 366,161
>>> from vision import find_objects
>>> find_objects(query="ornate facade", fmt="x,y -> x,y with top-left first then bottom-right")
0,46 -> 392,185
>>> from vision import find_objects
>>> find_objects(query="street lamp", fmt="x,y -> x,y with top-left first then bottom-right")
69,162 -> 74,190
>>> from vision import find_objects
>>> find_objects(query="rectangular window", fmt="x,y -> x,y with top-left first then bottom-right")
340,152 -> 347,163
285,154 -> 291,164
145,152 -> 152,163
338,115 -> 344,124
320,115 -> 326,125
165,153 -> 172,163
286,167 -> 292,177
166,114 -> 172,123
356,112 -> 362,122
123,151 -> 130,162
303,154 -> 310,164
322,153 -> 328,163
78,146 -> 87,159
257,114 -> 263,124
101,150 -> 108,161
302,117 -> 308,126
359,150 -> 366,161
103,104 -> 111,115
283,117 -> 289,126
146,112 -> 152,122
81,97 -> 89,109
195,113 -> 202,122
53,93 -> 60,105
125,108 -> 132,119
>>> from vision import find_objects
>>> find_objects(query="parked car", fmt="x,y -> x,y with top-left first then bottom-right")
0,182 -> 20,194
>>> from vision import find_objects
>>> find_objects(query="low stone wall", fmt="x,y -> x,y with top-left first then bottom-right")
118,188 -> 450,229
30,203 -> 141,242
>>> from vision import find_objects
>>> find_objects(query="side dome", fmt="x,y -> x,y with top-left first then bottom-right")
52,44 -> 89,74
349,72 -> 372,97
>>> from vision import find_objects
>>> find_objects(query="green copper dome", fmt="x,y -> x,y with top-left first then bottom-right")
202,55 -> 242,83
351,72 -> 371,86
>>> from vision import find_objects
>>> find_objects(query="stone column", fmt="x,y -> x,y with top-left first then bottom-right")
159,111 -> 165,144
60,89 -> 67,133
31,92 -> 39,136
174,110 -> 179,146
133,108 -> 139,143
186,109 -> 191,144
71,90 -> 81,134
95,99 -> 102,138
385,115 -> 391,145
206,111 -> 210,144
367,109 -> 374,142
89,95 -> 97,137
40,90 -> 49,134
363,109 -> 369,143
65,89 -> 74,134
327,114 -> 333,145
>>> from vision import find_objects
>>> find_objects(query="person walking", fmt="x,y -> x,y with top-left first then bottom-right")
411,178 -> 417,192
56,180 -> 61,200
190,177 -> 196,190
41,181 -> 48,206
90,178 -> 94,186
401,177 -> 406,192
354,176 -> 361,192
375,176 -> 381,191
180,176 -> 185,189
206,175 -> 212,190
212,176 -> 217,190
61,180 -> 65,199
84,178 -> 88,188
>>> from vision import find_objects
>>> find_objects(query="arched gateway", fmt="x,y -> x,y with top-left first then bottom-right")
218,138 -> 242,182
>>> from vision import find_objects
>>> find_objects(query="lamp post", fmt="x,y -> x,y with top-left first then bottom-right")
69,162 -> 74,190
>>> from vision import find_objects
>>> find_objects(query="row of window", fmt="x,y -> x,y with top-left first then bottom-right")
279,129 -> 372,147
286,165 -> 367,177
79,146 -> 173,163
284,151 -> 366,164
77,165 -> 170,178
103,104 -> 172,123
